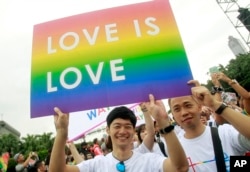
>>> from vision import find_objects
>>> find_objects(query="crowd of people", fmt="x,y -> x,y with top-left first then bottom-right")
3,72 -> 250,172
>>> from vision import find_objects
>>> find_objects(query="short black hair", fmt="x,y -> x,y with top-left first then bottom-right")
34,160 -> 43,169
106,106 -> 137,127
93,138 -> 98,144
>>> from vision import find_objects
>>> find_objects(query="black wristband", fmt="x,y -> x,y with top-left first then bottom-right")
159,125 -> 175,134
211,86 -> 224,94
213,86 -> 224,92
215,103 -> 228,115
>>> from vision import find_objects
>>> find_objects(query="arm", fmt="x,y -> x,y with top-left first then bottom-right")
217,72 -> 250,114
211,73 -> 223,102
146,94 -> 188,172
22,153 -> 33,168
139,102 -> 155,151
67,142 -> 84,164
49,107 -> 79,172
189,81 -> 250,139
217,72 -> 250,99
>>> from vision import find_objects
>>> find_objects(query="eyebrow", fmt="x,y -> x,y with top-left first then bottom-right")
113,123 -> 133,126
173,101 -> 192,108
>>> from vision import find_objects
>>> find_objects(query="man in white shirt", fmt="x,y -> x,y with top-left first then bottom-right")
49,94 -> 188,172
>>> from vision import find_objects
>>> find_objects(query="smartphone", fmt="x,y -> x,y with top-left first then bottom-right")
209,66 -> 219,74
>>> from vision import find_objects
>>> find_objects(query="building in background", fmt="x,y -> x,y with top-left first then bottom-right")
84,125 -> 106,143
228,36 -> 248,56
0,120 -> 20,139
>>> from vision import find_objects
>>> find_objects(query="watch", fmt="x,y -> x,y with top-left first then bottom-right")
215,103 -> 228,115
228,79 -> 237,86
211,86 -> 224,95
212,86 -> 224,92
159,125 -> 175,134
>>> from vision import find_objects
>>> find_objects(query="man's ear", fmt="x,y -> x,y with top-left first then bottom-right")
106,126 -> 110,135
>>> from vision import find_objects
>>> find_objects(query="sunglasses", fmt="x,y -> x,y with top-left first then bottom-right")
116,161 -> 125,172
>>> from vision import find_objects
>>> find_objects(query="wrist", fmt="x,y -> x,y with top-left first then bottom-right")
215,103 -> 228,115
57,129 -> 68,139
224,78 -> 231,83
211,86 -> 224,95
158,119 -> 171,129
159,124 -> 174,134
228,79 -> 238,86
211,101 -> 222,112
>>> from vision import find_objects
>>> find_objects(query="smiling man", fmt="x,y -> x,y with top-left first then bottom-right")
169,80 -> 250,172
49,94 -> 188,172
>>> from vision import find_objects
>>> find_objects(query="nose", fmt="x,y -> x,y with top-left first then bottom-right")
119,126 -> 127,134
180,108 -> 189,117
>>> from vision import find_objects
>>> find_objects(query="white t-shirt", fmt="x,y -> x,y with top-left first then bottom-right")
77,150 -> 166,172
134,138 -> 166,157
177,124 -> 249,172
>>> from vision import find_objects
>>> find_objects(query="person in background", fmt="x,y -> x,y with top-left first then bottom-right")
200,106 -> 214,126
14,152 -> 37,172
44,148 -> 51,172
92,138 -> 103,156
67,142 -> 84,164
79,142 -> 93,160
100,136 -> 109,155
34,160 -> 47,172
216,72 -> 250,116
28,160 -> 47,172
6,158 -> 17,172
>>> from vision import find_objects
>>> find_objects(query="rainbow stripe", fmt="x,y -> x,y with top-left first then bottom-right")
31,0 -> 193,117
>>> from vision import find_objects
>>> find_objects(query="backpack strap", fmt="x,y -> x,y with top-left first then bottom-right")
209,121 -> 213,127
158,141 -> 168,157
210,127 -> 226,172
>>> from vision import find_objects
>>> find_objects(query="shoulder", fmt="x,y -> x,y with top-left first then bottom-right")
76,154 -> 107,169
15,164 -> 25,171
218,124 -> 237,134
217,124 -> 239,145
128,151 -> 166,166
132,151 -> 165,161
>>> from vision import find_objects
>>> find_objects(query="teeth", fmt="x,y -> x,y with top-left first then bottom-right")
118,137 -> 126,140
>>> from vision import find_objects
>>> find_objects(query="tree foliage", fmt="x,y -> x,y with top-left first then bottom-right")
0,134 -> 20,155
204,52 -> 250,93
0,132 -> 54,161
222,53 -> 250,91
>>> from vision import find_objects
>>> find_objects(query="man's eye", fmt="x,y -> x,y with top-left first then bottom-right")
173,108 -> 180,112
125,126 -> 132,129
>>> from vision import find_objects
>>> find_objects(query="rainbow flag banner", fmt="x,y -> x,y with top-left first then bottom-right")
31,0 -> 193,118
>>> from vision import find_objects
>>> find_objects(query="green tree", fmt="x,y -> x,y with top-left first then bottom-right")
37,132 -> 54,150
0,132 -> 55,162
222,53 -> 250,92
20,133 -> 54,159
0,134 -> 20,155
204,52 -> 250,93
20,134 -> 40,155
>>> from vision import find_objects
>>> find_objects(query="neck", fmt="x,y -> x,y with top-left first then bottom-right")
112,148 -> 133,162
184,123 -> 206,139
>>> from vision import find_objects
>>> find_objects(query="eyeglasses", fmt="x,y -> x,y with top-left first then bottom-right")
116,161 -> 125,172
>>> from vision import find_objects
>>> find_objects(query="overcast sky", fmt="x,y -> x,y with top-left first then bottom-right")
0,0 -> 249,138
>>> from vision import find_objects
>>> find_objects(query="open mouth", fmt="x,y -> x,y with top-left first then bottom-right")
117,136 -> 128,141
